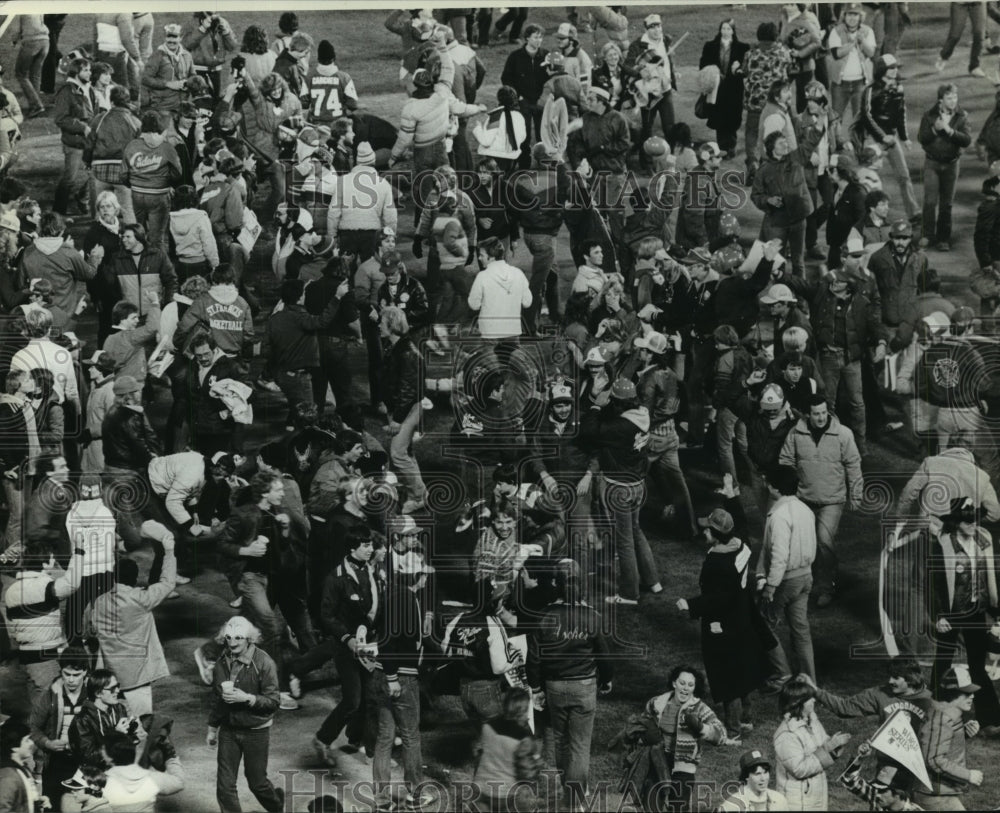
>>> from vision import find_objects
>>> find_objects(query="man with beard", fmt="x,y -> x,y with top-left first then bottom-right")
206,615 -> 284,813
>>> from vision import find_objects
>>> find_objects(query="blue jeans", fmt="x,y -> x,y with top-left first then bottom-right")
602,479 -> 657,600
830,78 -> 866,142
522,231 -> 559,334
390,402 -> 427,504
806,502 -> 845,596
216,726 -> 283,813
647,424 -> 696,535
765,573 -> 816,681
459,678 -> 504,722
15,37 -> 48,111
132,190 -> 171,254
372,672 -> 422,803
546,678 -> 597,808
54,147 -> 89,215
235,572 -> 283,683
940,0 -> 987,70
817,348 -> 866,450
716,407 -> 748,485
922,158 -> 959,243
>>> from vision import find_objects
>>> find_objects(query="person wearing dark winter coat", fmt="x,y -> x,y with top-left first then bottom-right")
751,122 -> 825,276
917,83 -> 972,250
973,177 -> 1000,310
675,142 -> 724,250
976,88 -> 1000,164
868,220 -> 929,334
825,153 -> 868,268
53,58 -> 94,216
526,560 -> 612,810
699,20 -> 749,155
68,669 -> 131,765
852,54 -> 919,221
101,376 -> 161,473
500,25 -> 549,167
678,506 -> 774,738
580,377 -> 659,602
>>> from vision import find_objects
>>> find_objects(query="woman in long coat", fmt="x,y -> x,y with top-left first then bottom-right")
677,501 -> 775,740
699,19 -> 749,157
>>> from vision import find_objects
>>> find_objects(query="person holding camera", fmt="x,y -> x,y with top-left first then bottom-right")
141,24 -> 194,121
182,12 -> 237,100
68,669 -> 136,766
102,729 -> 185,809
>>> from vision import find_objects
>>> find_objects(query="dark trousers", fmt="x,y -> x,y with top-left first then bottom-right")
40,15 -> 66,94
338,229 -> 379,264
313,337 -> 353,413
494,7 -> 529,40
517,101 -> 543,168
475,9 -> 493,45
922,158 -> 960,244
216,727 -> 283,813
641,94 -> 676,150
940,0 -> 987,70
931,610 -> 1000,727
362,317 -> 384,407
685,338 -> 714,444
316,645 -> 368,745
806,174 -> 833,251
276,369 -> 315,426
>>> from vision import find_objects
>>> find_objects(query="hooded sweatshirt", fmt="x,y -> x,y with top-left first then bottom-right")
20,236 -> 96,318
169,208 -> 219,266
122,133 -> 182,194
176,283 -> 253,356
467,259 -> 532,339
103,760 -> 184,811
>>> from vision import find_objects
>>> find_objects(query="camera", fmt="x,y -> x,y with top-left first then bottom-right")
230,54 -> 246,79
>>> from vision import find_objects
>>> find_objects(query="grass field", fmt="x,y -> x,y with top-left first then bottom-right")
3,4 -> 1000,810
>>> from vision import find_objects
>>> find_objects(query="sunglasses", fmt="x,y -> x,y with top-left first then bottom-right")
224,635 -> 246,641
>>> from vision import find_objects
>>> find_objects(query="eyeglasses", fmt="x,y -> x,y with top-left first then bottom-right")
224,635 -> 246,641
103,684 -> 121,693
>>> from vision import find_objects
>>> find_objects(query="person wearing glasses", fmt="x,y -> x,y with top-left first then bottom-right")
206,615 -> 284,813
68,669 -> 137,766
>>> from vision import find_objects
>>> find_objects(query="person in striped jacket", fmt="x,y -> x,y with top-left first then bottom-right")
2,531 -> 84,705
388,68 -> 485,227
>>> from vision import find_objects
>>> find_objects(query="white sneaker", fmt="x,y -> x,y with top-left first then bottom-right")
229,596 -> 243,609
971,66 -> 988,78
279,692 -> 299,710
650,582 -> 663,594
174,575 -> 191,585
288,674 -> 302,699
167,590 -> 180,599
605,595 -> 639,605
193,647 -> 214,686
935,57 -> 947,72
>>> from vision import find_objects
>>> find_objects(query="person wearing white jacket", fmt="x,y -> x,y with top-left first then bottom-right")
326,142 -> 398,260
773,676 -> 851,811
468,238 -> 532,341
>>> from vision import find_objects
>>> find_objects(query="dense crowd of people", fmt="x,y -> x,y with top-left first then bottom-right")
3,3 -> 1000,812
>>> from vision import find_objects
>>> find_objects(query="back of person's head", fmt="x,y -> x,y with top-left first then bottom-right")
501,687 -> 532,726
307,796 -> 344,813
172,185 -> 200,211
280,278 -> 305,306
781,326 -> 808,352
102,732 -> 136,767
278,11 -> 299,35
140,111 -> 163,135
757,21 -> 778,42
381,305 -> 409,337
212,265 -> 236,286
110,85 -> 131,108
0,177 -> 26,205
779,675 -> 817,719
766,464 -> 799,496
115,558 -> 140,588
241,24 -> 269,54
38,211 -> 66,239
497,85 -> 519,109
479,236 -> 505,262
24,306 -> 53,338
